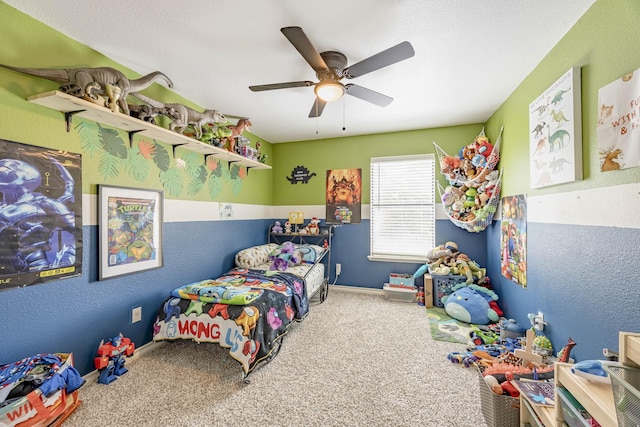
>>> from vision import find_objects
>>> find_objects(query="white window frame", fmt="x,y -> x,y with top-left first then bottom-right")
368,154 -> 435,263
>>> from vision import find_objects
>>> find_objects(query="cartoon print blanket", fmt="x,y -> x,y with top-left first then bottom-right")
153,268 -> 308,375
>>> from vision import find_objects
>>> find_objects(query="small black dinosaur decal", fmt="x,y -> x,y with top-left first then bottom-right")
287,165 -> 316,184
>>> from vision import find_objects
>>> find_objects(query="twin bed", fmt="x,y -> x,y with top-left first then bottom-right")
153,228 -> 332,382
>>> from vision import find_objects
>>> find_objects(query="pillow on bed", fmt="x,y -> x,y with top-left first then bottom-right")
235,243 -> 279,269
295,244 -> 325,264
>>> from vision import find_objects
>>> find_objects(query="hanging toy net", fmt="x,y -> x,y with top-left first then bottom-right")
437,169 -> 502,233
433,126 -> 503,187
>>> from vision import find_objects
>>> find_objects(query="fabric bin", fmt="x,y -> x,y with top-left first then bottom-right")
477,369 -> 520,427
431,274 -> 467,307
0,353 -> 83,427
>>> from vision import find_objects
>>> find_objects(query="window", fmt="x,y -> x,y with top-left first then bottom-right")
369,154 -> 435,263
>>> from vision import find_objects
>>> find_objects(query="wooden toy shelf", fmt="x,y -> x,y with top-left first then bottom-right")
519,331 -> 640,426
27,90 -> 271,170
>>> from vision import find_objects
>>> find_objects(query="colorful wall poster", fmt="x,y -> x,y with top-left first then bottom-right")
529,67 -> 582,188
325,168 -> 362,224
0,139 -> 83,291
597,68 -> 640,171
99,185 -> 163,280
501,194 -> 527,288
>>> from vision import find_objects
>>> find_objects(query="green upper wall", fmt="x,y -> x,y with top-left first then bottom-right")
0,2 -> 273,205
274,0 -> 640,204
272,124 -> 483,205
485,0 -> 640,196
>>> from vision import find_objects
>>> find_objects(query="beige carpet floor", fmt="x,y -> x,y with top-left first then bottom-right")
63,287 -> 487,426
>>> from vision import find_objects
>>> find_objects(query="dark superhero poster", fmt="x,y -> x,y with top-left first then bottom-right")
325,168 -> 362,224
0,139 -> 83,291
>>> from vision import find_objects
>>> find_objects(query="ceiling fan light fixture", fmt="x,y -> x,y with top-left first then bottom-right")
314,81 -> 345,102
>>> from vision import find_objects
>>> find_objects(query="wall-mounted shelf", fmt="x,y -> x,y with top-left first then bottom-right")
27,90 -> 271,170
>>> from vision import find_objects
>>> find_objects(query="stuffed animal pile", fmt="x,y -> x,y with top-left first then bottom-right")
268,242 -> 302,271
437,130 -> 501,229
414,241 -> 505,325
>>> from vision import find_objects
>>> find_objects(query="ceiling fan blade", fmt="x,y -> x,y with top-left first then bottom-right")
343,41 -> 415,78
249,81 -> 314,91
281,26 -> 328,73
308,97 -> 327,118
345,84 -> 393,107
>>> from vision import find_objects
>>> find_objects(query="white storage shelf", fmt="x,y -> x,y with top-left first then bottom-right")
28,91 -> 271,170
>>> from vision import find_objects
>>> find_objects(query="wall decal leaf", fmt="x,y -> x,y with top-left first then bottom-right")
187,177 -> 204,196
98,152 -> 121,179
138,139 -> 156,159
75,119 -> 102,157
159,168 -> 183,197
152,142 -> 170,172
98,124 -> 128,159
207,172 -> 223,198
126,153 -> 150,181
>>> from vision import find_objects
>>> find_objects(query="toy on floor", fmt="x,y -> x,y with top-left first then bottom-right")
94,333 -> 135,384
442,284 -> 500,324
469,324 -> 500,345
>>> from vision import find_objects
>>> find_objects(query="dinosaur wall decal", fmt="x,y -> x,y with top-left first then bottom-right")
0,64 -> 173,116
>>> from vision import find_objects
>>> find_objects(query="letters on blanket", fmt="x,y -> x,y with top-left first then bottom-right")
154,269 -> 308,374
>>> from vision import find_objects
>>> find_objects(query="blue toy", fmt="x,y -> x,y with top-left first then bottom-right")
571,360 -> 612,384
443,284 -> 499,325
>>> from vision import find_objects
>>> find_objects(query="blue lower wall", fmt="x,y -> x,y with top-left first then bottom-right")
330,219 -> 488,288
486,221 -> 640,362
0,219 -> 271,375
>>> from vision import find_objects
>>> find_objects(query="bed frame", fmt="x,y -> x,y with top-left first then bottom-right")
268,224 -> 335,303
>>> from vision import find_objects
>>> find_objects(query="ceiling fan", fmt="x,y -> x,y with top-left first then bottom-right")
249,26 -> 415,118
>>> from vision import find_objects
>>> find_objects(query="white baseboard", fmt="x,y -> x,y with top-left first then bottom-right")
82,340 -> 166,383
330,284 -> 383,295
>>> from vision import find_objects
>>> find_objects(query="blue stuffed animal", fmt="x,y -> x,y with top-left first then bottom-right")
443,284 -> 499,325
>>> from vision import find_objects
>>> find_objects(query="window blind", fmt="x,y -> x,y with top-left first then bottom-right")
369,154 -> 435,262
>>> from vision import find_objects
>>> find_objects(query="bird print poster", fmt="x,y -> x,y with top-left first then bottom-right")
596,68 -> 640,172
529,67 -> 583,188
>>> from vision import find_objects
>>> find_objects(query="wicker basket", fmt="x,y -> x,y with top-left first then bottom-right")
604,363 -> 640,427
477,368 -> 520,427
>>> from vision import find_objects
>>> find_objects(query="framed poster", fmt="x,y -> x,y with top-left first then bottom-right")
529,67 -> 582,188
0,139 -> 83,291
597,68 -> 640,171
99,185 -> 163,280
500,194 -> 527,288
325,168 -> 362,224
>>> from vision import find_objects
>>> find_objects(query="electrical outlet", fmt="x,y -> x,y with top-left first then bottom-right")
132,306 -> 142,323
335,263 -> 341,275
533,311 -> 545,331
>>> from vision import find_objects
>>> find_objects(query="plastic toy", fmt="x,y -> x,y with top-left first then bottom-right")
499,318 -> 526,340
558,337 -> 577,363
94,333 -> 135,384
571,360 -> 612,384
443,284 -> 500,325
469,324 -> 500,346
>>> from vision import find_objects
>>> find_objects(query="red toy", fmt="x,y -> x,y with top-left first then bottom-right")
94,333 -> 135,384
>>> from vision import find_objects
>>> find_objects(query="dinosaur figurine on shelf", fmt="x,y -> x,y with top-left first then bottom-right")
131,92 -> 227,140
0,64 -> 173,116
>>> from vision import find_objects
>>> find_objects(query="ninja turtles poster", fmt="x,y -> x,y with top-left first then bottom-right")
0,139 -> 83,291
99,185 -> 163,280
326,168 -> 361,224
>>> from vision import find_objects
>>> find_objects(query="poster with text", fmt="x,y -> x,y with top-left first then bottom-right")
326,168 -> 361,224
500,194 -> 527,288
0,139 -> 83,291
597,68 -> 640,171
529,67 -> 582,188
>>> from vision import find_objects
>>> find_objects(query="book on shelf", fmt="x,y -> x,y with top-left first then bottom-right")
512,379 -> 555,406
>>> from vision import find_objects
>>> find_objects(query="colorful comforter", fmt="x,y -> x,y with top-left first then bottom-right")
153,268 -> 308,375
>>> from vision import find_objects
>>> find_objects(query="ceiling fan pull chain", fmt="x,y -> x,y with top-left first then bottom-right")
342,96 -> 346,131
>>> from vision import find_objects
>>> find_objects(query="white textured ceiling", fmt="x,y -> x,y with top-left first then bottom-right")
4,0 -> 596,143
